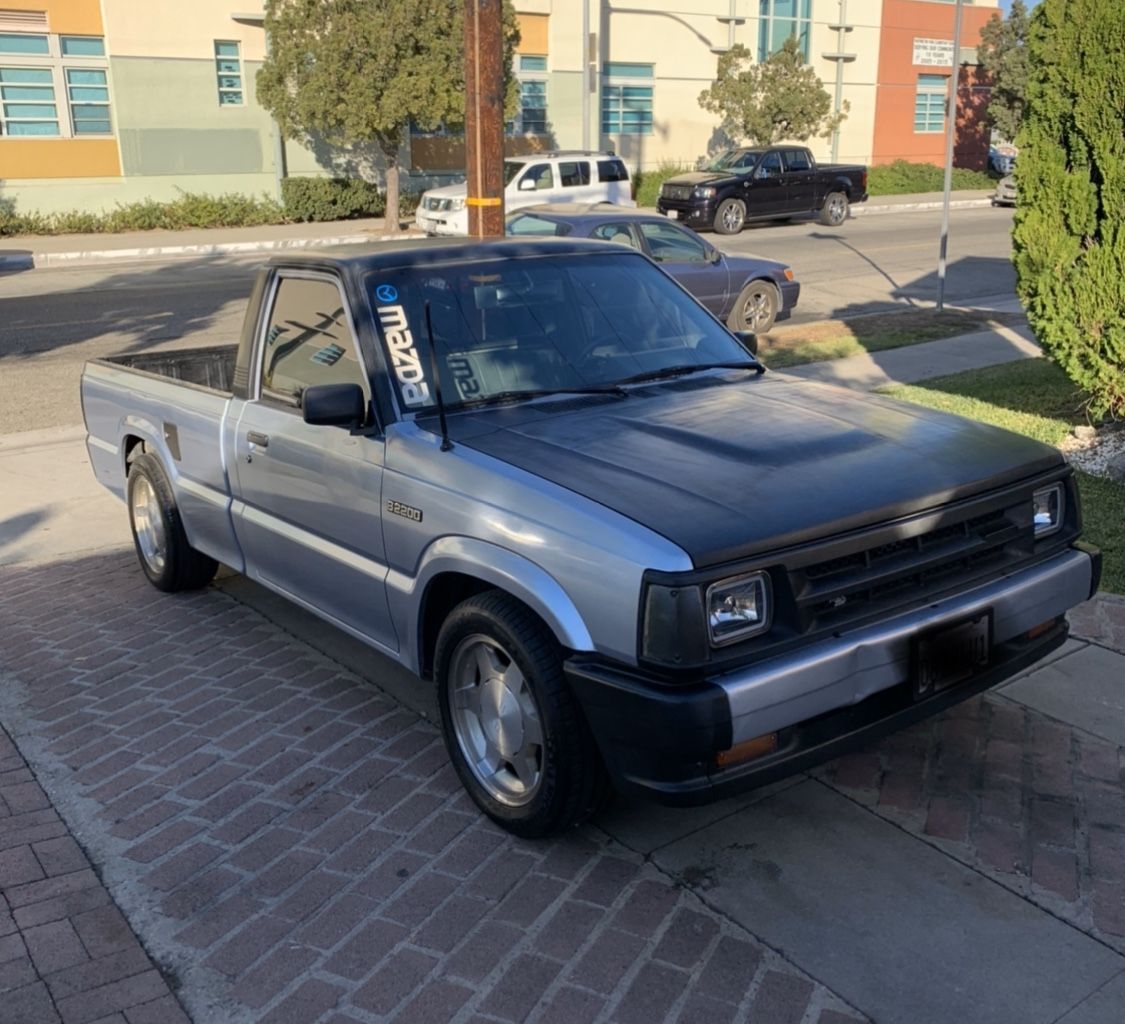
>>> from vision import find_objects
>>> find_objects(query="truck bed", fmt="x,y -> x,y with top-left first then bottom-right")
96,344 -> 238,394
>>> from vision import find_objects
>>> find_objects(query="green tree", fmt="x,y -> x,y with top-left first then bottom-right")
698,38 -> 846,146
978,0 -> 1031,142
257,0 -> 519,233
1012,0 -> 1125,419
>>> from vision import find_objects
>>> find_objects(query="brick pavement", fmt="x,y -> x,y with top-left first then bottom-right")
0,552 -> 866,1024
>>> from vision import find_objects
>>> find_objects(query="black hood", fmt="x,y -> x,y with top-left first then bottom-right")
448,373 -> 1064,568
664,170 -> 741,188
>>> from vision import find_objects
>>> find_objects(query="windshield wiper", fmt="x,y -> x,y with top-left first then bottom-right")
453,382 -> 629,409
615,361 -> 764,386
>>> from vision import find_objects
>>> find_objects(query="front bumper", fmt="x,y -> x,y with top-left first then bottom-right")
566,546 -> 1098,805
656,198 -> 716,229
778,279 -> 801,320
413,211 -> 466,236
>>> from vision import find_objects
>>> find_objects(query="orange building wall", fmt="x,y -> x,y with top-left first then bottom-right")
873,0 -> 998,169
3,0 -> 103,35
2,139 -> 120,178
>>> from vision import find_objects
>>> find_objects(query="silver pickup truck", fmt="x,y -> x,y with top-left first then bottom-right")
82,238 -> 1100,838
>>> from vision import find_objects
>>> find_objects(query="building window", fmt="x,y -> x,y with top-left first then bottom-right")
0,31 -> 111,138
914,74 -> 948,133
66,68 -> 110,134
0,66 -> 57,135
514,54 -> 547,134
601,62 -> 653,136
215,40 -> 243,106
758,0 -> 812,62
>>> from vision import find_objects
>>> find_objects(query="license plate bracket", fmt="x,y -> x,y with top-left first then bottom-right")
912,612 -> 991,700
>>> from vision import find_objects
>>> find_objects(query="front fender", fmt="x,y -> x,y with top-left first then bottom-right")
390,536 -> 596,676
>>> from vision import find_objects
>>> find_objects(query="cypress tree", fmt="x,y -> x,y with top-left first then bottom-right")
1011,0 -> 1125,419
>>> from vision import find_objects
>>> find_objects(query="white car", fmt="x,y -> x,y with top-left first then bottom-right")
415,151 -> 634,236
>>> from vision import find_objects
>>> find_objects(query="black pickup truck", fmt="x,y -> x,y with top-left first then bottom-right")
657,145 -> 868,234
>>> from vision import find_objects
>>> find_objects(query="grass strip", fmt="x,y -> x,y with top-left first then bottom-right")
759,308 -> 1022,369
879,360 -> 1122,594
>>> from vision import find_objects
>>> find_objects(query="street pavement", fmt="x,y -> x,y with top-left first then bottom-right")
2,208 -> 1124,1024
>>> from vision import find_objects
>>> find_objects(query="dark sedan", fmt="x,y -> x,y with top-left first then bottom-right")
506,204 -> 800,333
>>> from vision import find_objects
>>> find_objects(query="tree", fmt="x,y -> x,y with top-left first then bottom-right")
1012,0 -> 1125,419
257,0 -> 519,233
698,38 -> 846,146
978,0 -> 1031,142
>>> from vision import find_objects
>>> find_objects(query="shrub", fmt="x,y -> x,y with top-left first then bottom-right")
633,162 -> 695,208
281,177 -> 385,222
1012,0 -> 1125,419
867,160 -> 995,195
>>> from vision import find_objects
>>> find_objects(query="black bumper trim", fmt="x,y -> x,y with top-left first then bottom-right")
566,621 -> 1069,806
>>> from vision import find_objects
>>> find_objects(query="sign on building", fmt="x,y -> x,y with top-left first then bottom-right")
913,38 -> 955,67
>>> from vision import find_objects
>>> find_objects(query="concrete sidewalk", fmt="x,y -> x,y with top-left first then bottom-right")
0,190 -> 995,270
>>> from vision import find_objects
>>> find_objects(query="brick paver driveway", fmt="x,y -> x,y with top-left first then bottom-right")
1,553 -> 868,1024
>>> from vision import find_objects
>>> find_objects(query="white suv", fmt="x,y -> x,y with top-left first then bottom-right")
414,151 -> 634,236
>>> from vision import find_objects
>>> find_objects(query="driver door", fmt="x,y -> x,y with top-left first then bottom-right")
509,162 -> 555,211
230,270 -> 398,653
746,150 -> 788,217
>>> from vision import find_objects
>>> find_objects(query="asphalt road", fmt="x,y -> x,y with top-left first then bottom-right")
0,206 -> 1015,433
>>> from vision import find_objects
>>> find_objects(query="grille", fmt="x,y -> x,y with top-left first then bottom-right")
662,185 -> 693,202
788,505 -> 1030,631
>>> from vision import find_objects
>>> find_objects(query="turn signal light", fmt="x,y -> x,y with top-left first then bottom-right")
1026,617 -> 1060,641
783,268 -> 795,281
715,732 -> 778,768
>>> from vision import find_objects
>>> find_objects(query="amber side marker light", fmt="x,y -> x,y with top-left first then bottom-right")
1026,617 -> 1060,641
716,732 -> 779,768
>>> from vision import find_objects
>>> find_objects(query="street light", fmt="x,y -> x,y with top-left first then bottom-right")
936,0 -> 965,311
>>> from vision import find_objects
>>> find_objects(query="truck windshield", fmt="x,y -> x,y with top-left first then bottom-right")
705,149 -> 763,171
366,252 -> 756,412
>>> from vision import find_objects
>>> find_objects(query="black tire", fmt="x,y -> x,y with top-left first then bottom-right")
713,197 -> 746,235
820,191 -> 849,226
727,280 -> 780,334
126,451 -> 218,592
435,590 -> 608,838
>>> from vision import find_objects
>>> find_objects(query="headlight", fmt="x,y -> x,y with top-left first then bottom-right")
450,197 -> 466,211
694,186 -> 717,199
1032,483 -> 1064,537
706,572 -> 772,646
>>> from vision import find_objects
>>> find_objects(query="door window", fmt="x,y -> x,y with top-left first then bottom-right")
518,163 -> 554,190
558,161 -> 591,188
591,222 -> 639,249
637,221 -> 709,262
260,276 -> 366,406
597,158 -> 629,182
783,149 -> 811,172
508,213 -> 569,236
756,151 -> 783,179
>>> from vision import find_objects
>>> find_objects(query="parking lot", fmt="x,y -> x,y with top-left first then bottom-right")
1,207 -> 1123,1024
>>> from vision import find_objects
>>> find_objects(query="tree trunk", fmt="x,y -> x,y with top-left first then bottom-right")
381,138 -> 401,234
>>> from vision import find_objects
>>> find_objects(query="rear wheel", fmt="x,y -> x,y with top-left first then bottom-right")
126,451 -> 217,592
820,191 -> 849,226
713,198 -> 746,235
435,591 -> 608,838
727,280 -> 780,334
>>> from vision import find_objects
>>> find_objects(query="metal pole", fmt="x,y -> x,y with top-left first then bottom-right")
581,0 -> 590,150
831,0 -> 847,163
937,0 -> 965,311
463,0 -> 505,237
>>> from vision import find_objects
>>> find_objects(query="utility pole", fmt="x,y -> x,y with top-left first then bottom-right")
936,0 -> 965,311
464,0 -> 505,237
824,0 -> 856,163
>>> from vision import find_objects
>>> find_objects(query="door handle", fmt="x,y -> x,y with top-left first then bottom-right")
247,431 -> 270,448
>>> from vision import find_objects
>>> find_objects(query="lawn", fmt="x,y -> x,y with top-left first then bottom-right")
759,308 -> 1021,370
880,360 -> 1124,594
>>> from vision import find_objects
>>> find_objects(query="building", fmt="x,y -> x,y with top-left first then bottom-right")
0,0 -> 1000,215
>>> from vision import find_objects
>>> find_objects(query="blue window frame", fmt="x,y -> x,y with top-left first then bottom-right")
914,74 -> 948,133
66,68 -> 111,134
513,54 -> 547,134
0,66 -> 58,135
758,0 -> 811,62
601,63 -> 653,136
215,40 -> 243,106
0,33 -> 49,55
60,36 -> 105,57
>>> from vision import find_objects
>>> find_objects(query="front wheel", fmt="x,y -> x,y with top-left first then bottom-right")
126,451 -> 217,592
728,280 -> 780,334
820,191 -> 849,226
435,591 -> 608,838
713,198 -> 746,235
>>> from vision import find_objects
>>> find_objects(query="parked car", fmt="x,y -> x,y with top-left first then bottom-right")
992,174 -> 1017,207
989,146 -> 1017,176
415,151 -> 635,236
83,238 -> 1100,838
656,145 -> 868,234
506,204 -> 799,333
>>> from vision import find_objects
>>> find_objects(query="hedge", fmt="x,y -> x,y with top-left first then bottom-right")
867,160 -> 996,196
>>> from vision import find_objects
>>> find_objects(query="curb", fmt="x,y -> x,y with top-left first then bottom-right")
1,198 -> 996,269
0,229 -> 425,270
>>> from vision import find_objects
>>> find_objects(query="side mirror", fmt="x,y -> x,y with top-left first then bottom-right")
518,178 -> 537,192
733,330 -> 758,356
707,247 -> 722,264
302,383 -> 366,428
